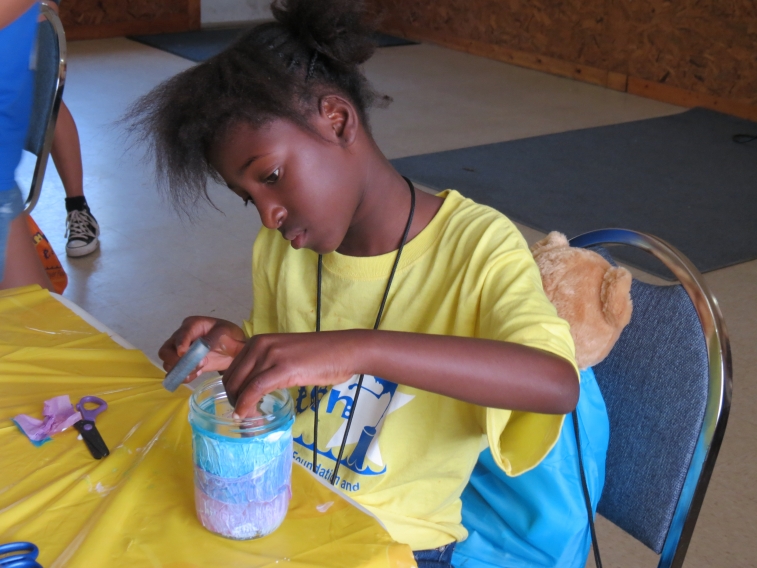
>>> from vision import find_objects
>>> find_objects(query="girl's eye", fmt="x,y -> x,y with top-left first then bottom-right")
264,169 -> 280,185
244,197 -> 253,207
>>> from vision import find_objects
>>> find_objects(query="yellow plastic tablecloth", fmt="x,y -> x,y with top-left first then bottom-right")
0,286 -> 416,568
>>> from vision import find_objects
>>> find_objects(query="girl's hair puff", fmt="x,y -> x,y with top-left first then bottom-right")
125,0 -> 386,212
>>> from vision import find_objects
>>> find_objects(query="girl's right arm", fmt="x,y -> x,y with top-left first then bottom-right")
159,316 -> 246,383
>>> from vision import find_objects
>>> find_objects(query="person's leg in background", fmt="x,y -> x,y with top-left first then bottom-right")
50,99 -> 100,257
42,0 -> 100,257
0,189 -> 53,292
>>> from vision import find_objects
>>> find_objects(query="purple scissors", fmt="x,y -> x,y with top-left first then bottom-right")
73,396 -> 109,459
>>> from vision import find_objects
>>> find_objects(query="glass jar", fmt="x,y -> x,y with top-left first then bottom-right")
188,378 -> 294,540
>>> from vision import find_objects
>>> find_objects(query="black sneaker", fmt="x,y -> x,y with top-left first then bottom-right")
65,208 -> 100,257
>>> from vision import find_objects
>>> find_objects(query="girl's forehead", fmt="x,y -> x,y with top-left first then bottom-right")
211,119 -> 287,160
210,115 -> 326,170
223,116 -> 316,147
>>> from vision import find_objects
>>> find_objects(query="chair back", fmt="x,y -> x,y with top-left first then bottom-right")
23,3 -> 67,213
570,229 -> 731,568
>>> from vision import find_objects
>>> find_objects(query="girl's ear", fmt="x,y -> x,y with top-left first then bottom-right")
318,95 -> 359,146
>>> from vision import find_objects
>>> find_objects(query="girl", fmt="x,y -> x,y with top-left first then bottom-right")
128,0 -> 580,565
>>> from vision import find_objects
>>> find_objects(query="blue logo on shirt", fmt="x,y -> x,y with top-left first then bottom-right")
293,375 -> 414,479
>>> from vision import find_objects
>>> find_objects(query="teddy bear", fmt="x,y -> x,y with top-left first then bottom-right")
531,231 -> 633,370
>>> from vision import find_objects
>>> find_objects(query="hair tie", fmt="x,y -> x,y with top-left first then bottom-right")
306,51 -> 318,80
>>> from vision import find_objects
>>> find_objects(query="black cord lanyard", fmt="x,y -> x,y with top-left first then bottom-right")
572,409 -> 602,567
312,177 -> 416,485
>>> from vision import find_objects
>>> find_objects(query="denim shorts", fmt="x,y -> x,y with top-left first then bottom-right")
413,542 -> 456,568
0,186 -> 25,282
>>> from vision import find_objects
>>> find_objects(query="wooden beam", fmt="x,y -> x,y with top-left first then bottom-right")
607,72 -> 628,93
627,77 -> 757,122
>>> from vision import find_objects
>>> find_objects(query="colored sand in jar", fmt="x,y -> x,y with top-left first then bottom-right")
189,379 -> 294,540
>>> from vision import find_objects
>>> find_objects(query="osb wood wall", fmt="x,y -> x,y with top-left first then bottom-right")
60,0 -> 200,41
369,0 -> 757,120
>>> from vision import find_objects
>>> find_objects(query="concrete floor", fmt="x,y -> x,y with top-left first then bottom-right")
16,37 -> 755,567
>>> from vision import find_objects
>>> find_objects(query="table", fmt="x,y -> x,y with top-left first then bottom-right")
0,285 -> 416,567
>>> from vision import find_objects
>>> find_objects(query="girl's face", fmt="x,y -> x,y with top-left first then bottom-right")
209,108 -> 364,255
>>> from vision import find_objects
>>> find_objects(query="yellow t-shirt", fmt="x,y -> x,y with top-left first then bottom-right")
243,190 -> 578,550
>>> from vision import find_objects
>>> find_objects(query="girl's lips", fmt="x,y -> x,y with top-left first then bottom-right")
291,231 -> 306,249
281,227 -> 307,249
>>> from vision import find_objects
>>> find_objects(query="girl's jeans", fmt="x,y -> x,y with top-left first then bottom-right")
413,542 -> 456,568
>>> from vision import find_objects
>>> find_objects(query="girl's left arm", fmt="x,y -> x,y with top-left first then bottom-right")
223,329 -> 579,419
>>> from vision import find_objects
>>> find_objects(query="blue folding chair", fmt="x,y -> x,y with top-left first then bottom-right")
570,228 -> 732,568
23,2 -> 67,214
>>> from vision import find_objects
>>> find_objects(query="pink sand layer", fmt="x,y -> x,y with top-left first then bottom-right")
194,484 -> 291,540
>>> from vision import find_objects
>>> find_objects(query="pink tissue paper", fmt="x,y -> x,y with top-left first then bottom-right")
14,395 -> 83,442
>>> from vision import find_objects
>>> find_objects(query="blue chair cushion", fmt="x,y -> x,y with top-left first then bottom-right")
592,272 -> 709,553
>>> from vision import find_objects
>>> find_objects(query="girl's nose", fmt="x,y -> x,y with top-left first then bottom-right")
261,202 -> 286,230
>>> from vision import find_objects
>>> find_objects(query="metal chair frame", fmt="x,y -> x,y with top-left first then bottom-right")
23,3 -> 67,214
570,228 -> 732,568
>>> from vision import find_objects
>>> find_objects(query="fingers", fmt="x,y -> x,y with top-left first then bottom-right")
222,337 -> 263,407
220,332 -> 351,419
158,337 -> 180,372
175,317 -> 214,356
223,335 -> 284,410
232,367 -> 285,419
181,356 -> 209,384
205,325 -> 247,360
158,316 -> 216,373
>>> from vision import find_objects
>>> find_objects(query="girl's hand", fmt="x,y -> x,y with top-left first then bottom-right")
222,331 -> 360,418
159,316 -> 247,383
